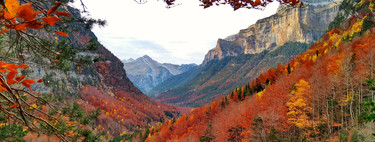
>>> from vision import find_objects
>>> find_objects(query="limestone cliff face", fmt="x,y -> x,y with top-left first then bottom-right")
202,0 -> 342,65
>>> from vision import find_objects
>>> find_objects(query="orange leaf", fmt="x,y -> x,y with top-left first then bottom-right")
47,2 -> 62,15
42,16 -> 60,26
18,64 -> 28,69
37,78 -> 43,83
4,11 -> 13,19
0,69 -> 6,73
56,11 -> 71,17
16,3 -> 38,21
5,0 -> 20,17
21,79 -> 35,89
26,20 -> 43,29
0,86 -> 7,92
2,64 -> 18,70
55,59 -> 59,65
55,31 -> 68,37
15,75 -> 25,82
9,104 -> 18,109
0,29 -> 9,34
15,24 -> 27,31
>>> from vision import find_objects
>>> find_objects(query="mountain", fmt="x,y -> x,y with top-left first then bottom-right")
1,6 -> 185,138
141,0 -> 375,140
122,55 -> 197,94
202,0 -> 342,65
151,42 -> 310,106
150,0 -> 342,107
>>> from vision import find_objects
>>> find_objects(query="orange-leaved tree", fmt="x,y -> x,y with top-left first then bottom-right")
0,0 -> 103,141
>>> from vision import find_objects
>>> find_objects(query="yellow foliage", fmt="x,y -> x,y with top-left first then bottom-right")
286,79 -> 312,129
29,104 -> 37,110
256,89 -> 266,99
312,54 -> 318,62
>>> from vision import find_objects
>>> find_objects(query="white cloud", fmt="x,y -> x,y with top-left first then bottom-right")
71,0 -> 279,65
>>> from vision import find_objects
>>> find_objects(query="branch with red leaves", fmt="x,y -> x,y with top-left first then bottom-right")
0,62 -> 68,141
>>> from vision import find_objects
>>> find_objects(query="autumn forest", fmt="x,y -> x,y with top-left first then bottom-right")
0,0 -> 375,141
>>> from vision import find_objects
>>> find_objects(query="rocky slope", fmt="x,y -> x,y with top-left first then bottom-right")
123,55 -> 197,94
151,0 -> 343,107
1,6 -> 183,136
202,0 -> 342,65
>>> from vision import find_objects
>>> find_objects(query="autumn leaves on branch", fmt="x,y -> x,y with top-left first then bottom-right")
0,0 -> 70,36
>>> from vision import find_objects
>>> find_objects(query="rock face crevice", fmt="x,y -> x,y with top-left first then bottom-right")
202,0 -> 342,65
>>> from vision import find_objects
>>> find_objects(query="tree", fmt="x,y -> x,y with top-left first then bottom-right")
286,79 -> 313,137
0,0 -> 104,141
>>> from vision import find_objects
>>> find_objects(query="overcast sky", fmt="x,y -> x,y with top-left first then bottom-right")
71,0 -> 279,65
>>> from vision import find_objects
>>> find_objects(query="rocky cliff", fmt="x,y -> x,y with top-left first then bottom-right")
123,55 -> 197,94
1,6 -> 183,136
202,0 -> 342,65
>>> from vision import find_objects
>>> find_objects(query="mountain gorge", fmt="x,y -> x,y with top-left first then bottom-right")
122,55 -> 197,95
150,0 -> 342,107
141,0 -> 375,140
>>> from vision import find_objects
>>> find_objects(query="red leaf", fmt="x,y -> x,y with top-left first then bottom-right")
2,64 -> 18,70
15,75 -> 25,82
16,3 -> 37,21
0,29 -> 9,34
47,2 -> 62,15
15,24 -> 27,31
42,16 -> 60,26
26,20 -> 44,29
37,78 -> 43,83
18,64 -> 28,69
0,69 -> 6,73
0,86 -> 7,92
56,11 -> 71,17
6,70 -> 17,81
55,59 -> 59,65
55,31 -> 68,37
9,104 -> 18,109
21,79 -> 35,89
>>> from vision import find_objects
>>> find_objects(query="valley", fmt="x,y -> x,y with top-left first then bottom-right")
0,0 -> 374,141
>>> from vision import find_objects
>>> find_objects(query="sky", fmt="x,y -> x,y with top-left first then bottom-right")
71,0 -> 280,65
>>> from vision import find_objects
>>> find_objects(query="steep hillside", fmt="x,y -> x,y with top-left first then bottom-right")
202,0 -> 343,65
152,42 -> 310,106
122,55 -> 197,94
139,0 -> 375,140
0,5 -> 183,138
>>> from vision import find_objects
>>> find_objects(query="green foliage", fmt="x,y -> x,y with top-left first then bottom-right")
200,122 -> 215,142
339,130 -> 349,142
86,38 -> 101,51
351,128 -> 366,142
0,124 -> 28,142
363,77 -> 375,123
327,13 -> 345,31
62,103 -> 99,125
361,16 -> 374,35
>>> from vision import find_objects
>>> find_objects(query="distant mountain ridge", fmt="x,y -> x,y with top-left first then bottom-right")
122,55 -> 197,94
